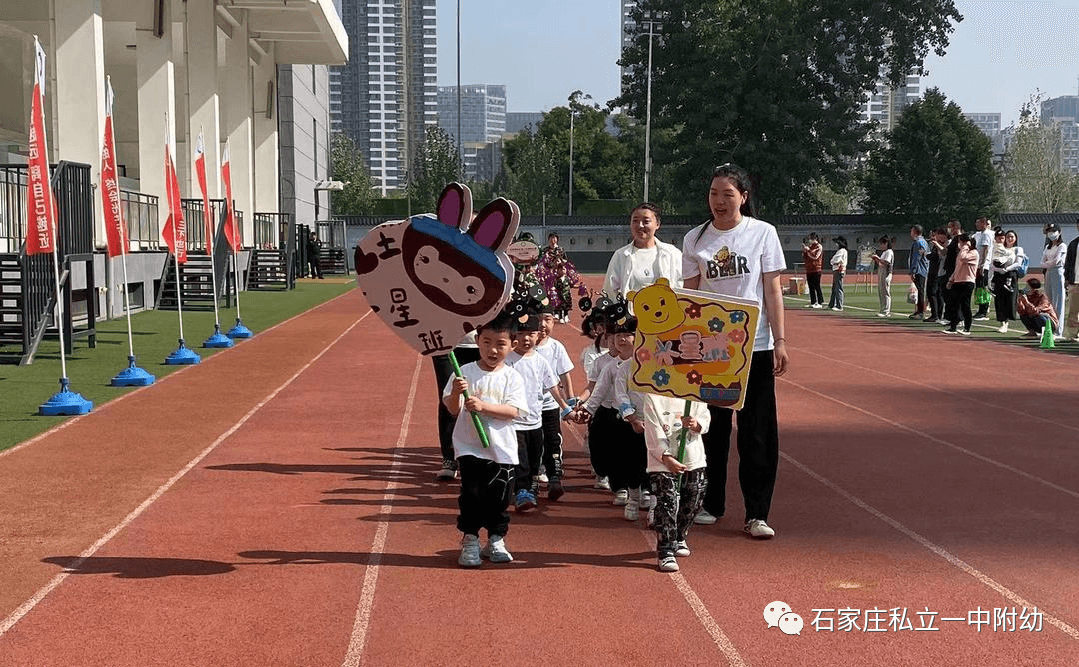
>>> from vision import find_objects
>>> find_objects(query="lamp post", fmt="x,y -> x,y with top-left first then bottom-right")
568,110 -> 574,216
643,17 -> 656,202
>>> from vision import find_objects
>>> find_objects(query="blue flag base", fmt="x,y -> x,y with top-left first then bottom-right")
226,318 -> 253,339
165,339 -> 201,365
203,324 -> 234,348
40,377 -> 93,416
111,355 -> 156,386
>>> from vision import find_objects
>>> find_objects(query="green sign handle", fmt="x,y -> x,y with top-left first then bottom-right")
448,350 -> 491,449
676,399 -> 691,490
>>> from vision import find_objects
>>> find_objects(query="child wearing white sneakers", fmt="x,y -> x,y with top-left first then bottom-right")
534,307 -> 575,499
442,313 -> 528,567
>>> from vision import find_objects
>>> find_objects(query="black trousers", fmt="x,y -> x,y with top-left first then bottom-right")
950,281 -> 975,330
588,407 -> 619,479
607,419 -> 647,494
457,455 -> 514,537
912,273 -> 927,313
926,274 -> 945,319
974,269 -> 991,316
515,427 -> 544,493
993,271 -> 1016,322
943,283 -> 958,324
307,256 -> 322,278
432,348 -> 482,463
806,272 -> 823,305
539,408 -> 564,480
701,350 -> 780,522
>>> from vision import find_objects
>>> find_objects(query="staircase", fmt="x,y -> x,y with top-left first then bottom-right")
156,254 -> 220,310
0,254 -> 24,361
248,249 -> 290,290
319,246 -> 348,275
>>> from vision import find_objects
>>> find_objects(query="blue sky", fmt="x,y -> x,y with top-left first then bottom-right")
436,0 -> 1079,127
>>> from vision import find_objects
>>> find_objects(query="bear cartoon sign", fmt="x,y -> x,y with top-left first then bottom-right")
354,183 -> 520,355
627,278 -> 759,411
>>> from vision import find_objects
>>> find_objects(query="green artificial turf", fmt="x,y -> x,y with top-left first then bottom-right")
783,278 -> 1079,355
0,280 -> 355,451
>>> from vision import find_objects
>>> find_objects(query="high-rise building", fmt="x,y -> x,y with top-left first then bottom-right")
437,84 -> 507,144
963,112 -> 1005,157
1041,95 -> 1079,173
860,74 -> 922,131
330,0 -> 437,196
506,112 -> 544,135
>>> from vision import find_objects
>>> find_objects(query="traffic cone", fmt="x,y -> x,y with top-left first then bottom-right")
1040,322 -> 1055,349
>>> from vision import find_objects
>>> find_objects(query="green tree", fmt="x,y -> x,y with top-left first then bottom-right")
862,88 -> 999,218
406,125 -> 462,212
330,132 -> 376,215
615,0 -> 963,215
1001,94 -> 1079,212
501,124 -> 560,215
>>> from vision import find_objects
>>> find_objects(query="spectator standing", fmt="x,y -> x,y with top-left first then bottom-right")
945,234 -> 977,335
908,225 -> 930,319
972,217 -> 994,320
827,236 -> 848,311
871,235 -> 894,317
801,233 -> 824,308
1042,223 -> 1067,339
941,219 -> 962,329
990,229 -> 1020,333
925,227 -> 948,322
1063,219 -> 1079,341
306,231 -> 323,279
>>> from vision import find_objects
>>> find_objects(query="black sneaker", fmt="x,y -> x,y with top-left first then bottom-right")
435,459 -> 457,481
548,479 -> 565,501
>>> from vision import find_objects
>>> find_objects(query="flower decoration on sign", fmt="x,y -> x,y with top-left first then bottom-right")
686,370 -> 703,385
728,329 -> 747,344
685,303 -> 703,319
636,348 -> 652,362
652,369 -> 671,387
707,317 -> 725,333
729,310 -> 747,323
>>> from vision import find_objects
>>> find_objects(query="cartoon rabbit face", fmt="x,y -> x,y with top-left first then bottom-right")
355,183 -> 520,355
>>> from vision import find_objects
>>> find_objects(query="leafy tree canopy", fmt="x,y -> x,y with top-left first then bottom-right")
615,0 -> 963,216
330,132 -> 375,215
862,88 -> 999,219
407,125 -> 461,213
1000,93 -> 1079,213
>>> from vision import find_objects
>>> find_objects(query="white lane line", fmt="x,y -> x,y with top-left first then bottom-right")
340,355 -> 422,667
782,451 -> 1079,641
780,376 -> 1079,501
0,291 -> 367,461
0,310 -> 371,639
563,424 -> 749,666
793,346 -> 1079,436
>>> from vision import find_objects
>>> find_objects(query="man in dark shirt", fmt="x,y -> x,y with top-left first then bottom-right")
941,219 -> 962,328
307,231 -> 323,279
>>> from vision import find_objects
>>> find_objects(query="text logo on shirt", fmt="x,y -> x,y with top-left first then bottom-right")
707,246 -> 750,279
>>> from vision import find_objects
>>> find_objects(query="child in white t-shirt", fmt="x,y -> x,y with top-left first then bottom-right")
506,310 -> 572,511
533,309 -> 575,497
442,314 -> 528,568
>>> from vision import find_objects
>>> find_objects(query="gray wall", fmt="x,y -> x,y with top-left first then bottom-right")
279,65 -> 332,227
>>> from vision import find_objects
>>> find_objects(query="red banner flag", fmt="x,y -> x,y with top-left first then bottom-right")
193,130 -> 213,254
221,141 -> 239,251
25,39 -> 56,256
101,78 -> 128,257
161,120 -> 187,263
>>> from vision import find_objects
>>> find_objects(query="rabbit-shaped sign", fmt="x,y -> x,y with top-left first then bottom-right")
355,183 -> 520,355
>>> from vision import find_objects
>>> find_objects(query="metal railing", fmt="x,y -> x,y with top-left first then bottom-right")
120,189 -> 159,250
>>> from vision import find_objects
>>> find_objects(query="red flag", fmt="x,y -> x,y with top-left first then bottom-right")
193,130 -> 213,254
25,39 -> 55,256
221,141 -> 239,251
101,78 -> 128,257
161,121 -> 187,263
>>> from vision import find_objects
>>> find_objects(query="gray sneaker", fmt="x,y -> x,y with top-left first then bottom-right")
481,535 -> 513,563
693,510 -> 718,525
458,534 -> 482,567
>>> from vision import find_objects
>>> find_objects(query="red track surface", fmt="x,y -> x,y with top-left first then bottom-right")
1,283 -> 1077,666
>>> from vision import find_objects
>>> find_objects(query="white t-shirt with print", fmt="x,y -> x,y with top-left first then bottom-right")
878,248 -> 894,277
535,336 -> 574,410
442,361 -> 527,465
505,351 -> 559,429
681,217 -> 786,351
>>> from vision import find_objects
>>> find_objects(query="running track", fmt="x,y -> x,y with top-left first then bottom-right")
0,282 -> 1077,666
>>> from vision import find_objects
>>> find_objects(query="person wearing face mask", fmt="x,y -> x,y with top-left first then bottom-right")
603,202 -> 683,298
1041,223 -> 1067,340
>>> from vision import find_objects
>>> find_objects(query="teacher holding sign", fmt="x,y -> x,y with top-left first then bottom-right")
680,164 -> 787,539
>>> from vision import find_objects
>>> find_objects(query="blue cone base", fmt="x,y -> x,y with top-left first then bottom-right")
112,363 -> 156,386
40,384 -> 93,416
227,319 -> 253,339
203,331 -> 235,348
165,341 -> 201,365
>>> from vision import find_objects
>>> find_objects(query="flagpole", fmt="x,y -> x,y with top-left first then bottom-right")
198,126 -> 231,348
223,138 -> 251,339
164,111 -> 199,364
32,35 -> 91,415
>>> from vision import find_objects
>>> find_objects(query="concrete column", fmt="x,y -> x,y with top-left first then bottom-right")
53,0 -> 106,246
252,41 -> 279,239
221,10 -> 254,231
184,0 -> 220,198
136,0 -> 176,234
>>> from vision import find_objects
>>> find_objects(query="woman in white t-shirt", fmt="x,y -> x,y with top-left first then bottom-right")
603,203 -> 683,298
680,164 -> 787,539
871,235 -> 894,317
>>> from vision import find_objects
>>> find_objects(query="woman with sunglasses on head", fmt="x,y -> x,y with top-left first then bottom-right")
680,164 -> 787,539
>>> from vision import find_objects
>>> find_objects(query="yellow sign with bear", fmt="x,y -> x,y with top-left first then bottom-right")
627,279 -> 760,410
